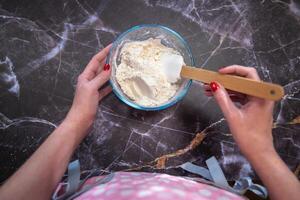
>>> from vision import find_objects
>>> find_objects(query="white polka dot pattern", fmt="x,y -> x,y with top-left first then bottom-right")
74,172 -> 243,200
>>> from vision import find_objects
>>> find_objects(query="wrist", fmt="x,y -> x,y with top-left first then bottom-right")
245,145 -> 277,164
235,129 -> 275,161
61,110 -> 93,142
65,107 -> 94,130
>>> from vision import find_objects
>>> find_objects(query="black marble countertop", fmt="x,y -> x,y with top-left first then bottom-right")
1,0 -> 300,183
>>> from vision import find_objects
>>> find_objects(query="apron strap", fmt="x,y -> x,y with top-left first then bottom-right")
205,156 -> 230,188
66,160 -> 81,195
52,160 -> 81,200
180,156 -> 268,199
180,162 -> 212,180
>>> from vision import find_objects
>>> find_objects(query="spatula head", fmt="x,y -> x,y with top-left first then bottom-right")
160,53 -> 184,83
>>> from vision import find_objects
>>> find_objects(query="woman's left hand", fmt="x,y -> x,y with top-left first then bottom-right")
66,44 -> 112,133
0,44 -> 113,200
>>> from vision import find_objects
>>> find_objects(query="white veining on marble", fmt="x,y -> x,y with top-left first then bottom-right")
220,142 -> 253,178
0,113 -> 57,130
101,109 -> 194,135
144,0 -> 253,47
201,35 -> 226,67
290,1 -> 300,17
25,23 -> 71,77
0,57 -> 20,97
275,80 -> 300,124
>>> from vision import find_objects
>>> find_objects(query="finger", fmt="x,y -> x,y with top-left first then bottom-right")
205,84 -> 245,93
99,85 -> 112,100
90,66 -> 111,89
204,85 -> 243,98
229,93 -> 247,101
227,90 -> 247,99
96,59 -> 106,74
206,86 -> 247,100
81,44 -> 112,80
265,100 -> 275,113
219,65 -> 260,81
94,44 -> 112,63
229,94 -> 247,105
210,81 -> 238,120
204,91 -> 213,96
203,84 -> 211,91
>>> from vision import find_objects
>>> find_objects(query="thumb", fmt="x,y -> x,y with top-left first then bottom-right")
210,81 -> 238,120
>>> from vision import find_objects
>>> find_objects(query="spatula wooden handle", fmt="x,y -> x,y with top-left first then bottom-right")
181,66 -> 284,101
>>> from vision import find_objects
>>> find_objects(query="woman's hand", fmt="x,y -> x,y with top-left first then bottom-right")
0,44 -> 114,200
204,65 -> 275,158
66,44 -> 112,134
205,65 -> 300,200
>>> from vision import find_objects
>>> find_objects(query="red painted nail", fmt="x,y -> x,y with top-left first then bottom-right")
104,63 -> 110,71
210,81 -> 219,92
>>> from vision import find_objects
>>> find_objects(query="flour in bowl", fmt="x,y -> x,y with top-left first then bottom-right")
115,38 -> 183,107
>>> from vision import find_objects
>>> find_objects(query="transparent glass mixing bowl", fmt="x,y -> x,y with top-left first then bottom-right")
108,24 -> 194,111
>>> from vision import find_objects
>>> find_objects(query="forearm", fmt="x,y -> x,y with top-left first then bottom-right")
247,148 -> 300,200
0,45 -> 111,200
0,116 -> 89,200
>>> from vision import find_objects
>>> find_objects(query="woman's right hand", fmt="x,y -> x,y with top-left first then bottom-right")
204,65 -> 275,159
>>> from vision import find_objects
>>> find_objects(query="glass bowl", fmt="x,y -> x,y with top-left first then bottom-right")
108,24 -> 194,111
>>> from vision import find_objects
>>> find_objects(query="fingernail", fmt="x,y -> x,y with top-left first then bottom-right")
104,63 -> 110,71
219,66 -> 226,70
210,81 -> 219,92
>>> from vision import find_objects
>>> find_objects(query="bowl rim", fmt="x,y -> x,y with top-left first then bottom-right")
107,24 -> 195,111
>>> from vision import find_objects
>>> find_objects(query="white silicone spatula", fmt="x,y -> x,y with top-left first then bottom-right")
161,54 -> 284,101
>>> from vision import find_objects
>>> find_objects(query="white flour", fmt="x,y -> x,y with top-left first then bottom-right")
116,39 -> 183,107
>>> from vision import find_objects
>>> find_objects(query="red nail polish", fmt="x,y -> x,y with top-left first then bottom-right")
210,81 -> 219,92
104,63 -> 110,71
